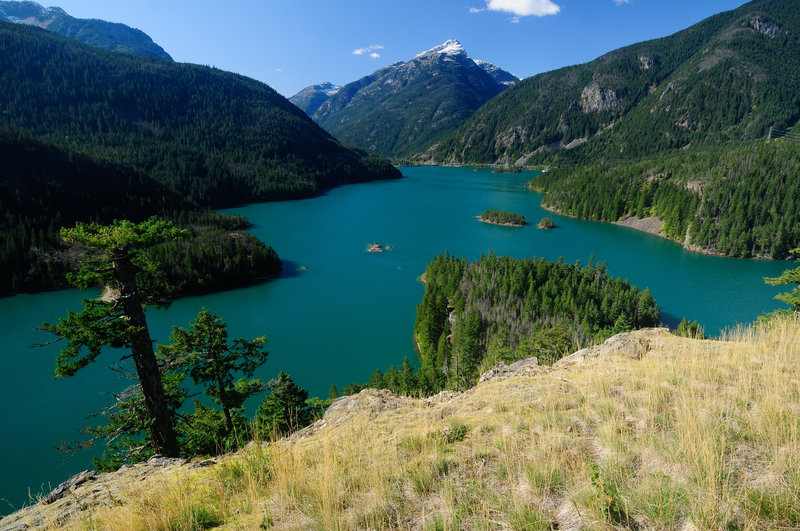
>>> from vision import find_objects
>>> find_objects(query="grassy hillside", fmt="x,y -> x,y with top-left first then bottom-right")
7,316 -> 800,529
0,21 -> 400,209
424,0 -> 800,166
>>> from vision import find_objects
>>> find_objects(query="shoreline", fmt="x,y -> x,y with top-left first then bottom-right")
538,203 -> 776,260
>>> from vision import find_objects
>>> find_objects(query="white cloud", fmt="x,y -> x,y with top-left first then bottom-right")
469,7 -> 485,13
486,0 -> 560,17
613,0 -> 631,4
353,44 -> 384,57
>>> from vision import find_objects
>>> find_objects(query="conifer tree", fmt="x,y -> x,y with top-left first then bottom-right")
765,249 -> 800,311
256,372 -> 312,438
42,217 -> 187,457
159,309 -> 268,435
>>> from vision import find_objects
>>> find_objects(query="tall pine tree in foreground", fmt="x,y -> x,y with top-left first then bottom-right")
42,218 -> 186,457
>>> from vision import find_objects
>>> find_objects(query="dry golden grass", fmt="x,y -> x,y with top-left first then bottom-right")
52,316 -> 800,529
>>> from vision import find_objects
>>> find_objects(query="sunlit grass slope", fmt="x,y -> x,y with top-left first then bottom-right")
20,316 -> 800,530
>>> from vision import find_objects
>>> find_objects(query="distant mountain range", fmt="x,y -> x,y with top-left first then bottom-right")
423,0 -> 800,166
291,82 -> 343,116
291,40 -> 518,158
0,0 -> 172,60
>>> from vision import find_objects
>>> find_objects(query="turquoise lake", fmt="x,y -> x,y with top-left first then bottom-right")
0,165 -> 790,513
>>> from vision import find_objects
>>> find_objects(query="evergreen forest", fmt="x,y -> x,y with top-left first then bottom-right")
337,253 -> 660,397
0,22 -> 399,208
0,127 -> 280,295
532,140 -> 800,258
480,210 -> 526,226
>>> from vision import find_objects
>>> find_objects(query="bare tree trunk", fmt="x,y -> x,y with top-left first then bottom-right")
113,251 -> 179,457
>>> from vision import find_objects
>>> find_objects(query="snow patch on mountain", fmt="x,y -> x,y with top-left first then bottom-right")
414,39 -> 468,59
474,59 -> 519,86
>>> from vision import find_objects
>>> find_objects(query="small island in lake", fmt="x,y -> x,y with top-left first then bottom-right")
490,165 -> 522,174
537,216 -> 556,230
367,242 -> 393,253
480,210 -> 527,227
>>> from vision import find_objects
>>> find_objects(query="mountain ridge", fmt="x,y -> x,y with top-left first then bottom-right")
291,39 -> 519,158
0,20 -> 400,209
0,0 -> 172,60
421,0 -> 800,166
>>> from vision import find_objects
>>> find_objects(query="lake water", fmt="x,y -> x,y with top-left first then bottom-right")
0,166 -> 789,513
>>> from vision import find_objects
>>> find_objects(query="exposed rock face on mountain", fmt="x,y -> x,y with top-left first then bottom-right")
293,40 -> 519,158
0,0 -> 172,60
579,83 -> 623,113
289,81 -> 342,115
424,0 -> 800,166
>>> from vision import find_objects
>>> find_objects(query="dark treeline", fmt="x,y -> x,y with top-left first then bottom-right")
0,128 -> 280,295
0,21 -> 399,208
334,253 -> 660,397
532,140 -> 800,258
480,210 -> 526,226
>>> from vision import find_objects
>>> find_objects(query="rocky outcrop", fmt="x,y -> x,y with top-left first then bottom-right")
580,83 -> 623,113
613,215 -> 665,236
0,455 -> 198,530
746,15 -> 780,38
554,328 -> 670,368
478,356 -> 540,383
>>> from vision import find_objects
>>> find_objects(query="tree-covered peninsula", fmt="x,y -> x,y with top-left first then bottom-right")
0,128 -> 280,295
335,253 -> 659,397
531,140 -> 800,258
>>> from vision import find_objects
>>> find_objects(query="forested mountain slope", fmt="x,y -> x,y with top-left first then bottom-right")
0,128 -> 281,295
0,1 -> 172,60
0,22 -> 399,209
531,140 -> 800,259
304,40 -> 517,159
0,22 -> 398,294
423,0 -> 800,166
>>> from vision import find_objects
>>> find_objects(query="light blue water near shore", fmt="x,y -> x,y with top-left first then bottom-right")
0,166 -> 789,513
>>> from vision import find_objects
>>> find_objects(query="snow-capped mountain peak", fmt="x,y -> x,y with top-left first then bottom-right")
414,39 -> 468,60
316,82 -> 342,96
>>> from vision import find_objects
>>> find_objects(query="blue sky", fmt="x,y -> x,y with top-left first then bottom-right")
48,0 -> 748,97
